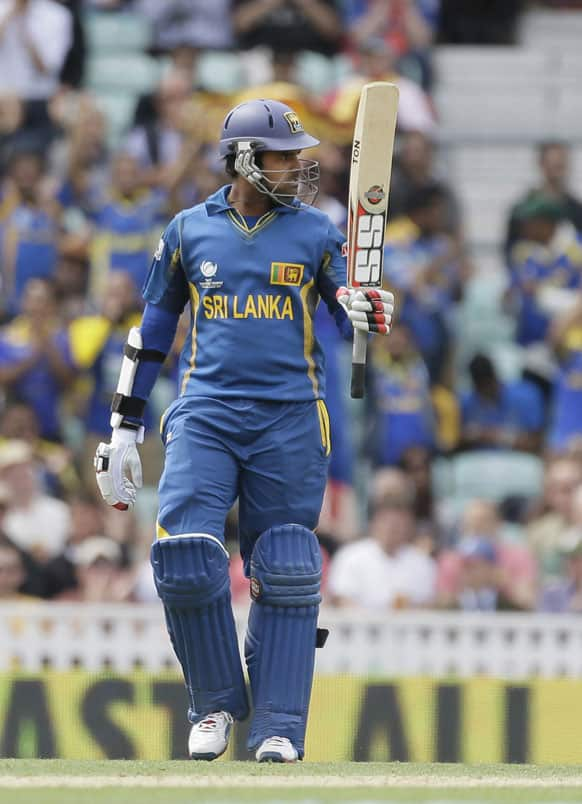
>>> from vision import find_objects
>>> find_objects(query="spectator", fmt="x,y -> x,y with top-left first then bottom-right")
58,0 -> 86,90
0,402 -> 80,497
450,537 -> 529,612
437,498 -> 537,610
0,539 -> 30,600
315,302 -> 358,547
53,249 -> 91,321
539,486 -> 582,612
136,0 -> 234,52
547,295 -> 582,454
389,130 -> 462,237
313,141 -> 348,229
438,0 -> 524,45
383,181 -> 465,381
399,444 -> 438,530
527,455 -> 582,584
0,277 -> 74,441
505,194 -> 580,349
459,353 -> 544,454
343,0 -> 437,89
67,271 -> 160,489
58,536 -> 133,602
84,151 -> 167,296
232,0 -> 342,57
0,439 -> 71,561
0,147 -> 60,315
326,36 -> 436,136
505,142 -> 582,261
327,495 -> 436,608
0,0 -> 73,146
125,70 -> 192,181
54,95 -> 110,219
42,494 -> 106,598
368,321 -> 436,467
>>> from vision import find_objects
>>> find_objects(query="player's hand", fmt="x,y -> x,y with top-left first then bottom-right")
336,287 -> 394,334
94,428 -> 142,510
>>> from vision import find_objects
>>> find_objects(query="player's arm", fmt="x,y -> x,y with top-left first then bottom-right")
95,217 -> 188,510
316,219 -> 394,339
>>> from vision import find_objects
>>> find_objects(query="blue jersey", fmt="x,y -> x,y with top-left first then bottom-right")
549,342 -> 582,451
509,241 -> 582,346
1,205 -> 58,313
142,186 -> 347,401
90,191 -> 166,292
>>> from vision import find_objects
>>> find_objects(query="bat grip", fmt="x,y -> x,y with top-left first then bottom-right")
350,329 -> 368,399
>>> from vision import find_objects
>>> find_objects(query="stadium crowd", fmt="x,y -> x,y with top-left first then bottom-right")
2,0 -> 582,614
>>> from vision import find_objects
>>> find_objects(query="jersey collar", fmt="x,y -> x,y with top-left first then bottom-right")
205,185 -> 301,216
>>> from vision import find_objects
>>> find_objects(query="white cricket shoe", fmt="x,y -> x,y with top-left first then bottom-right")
188,711 -> 233,760
256,736 -> 299,763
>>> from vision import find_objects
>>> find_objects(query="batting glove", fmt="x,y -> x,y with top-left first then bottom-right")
94,427 -> 143,511
336,287 -> 394,334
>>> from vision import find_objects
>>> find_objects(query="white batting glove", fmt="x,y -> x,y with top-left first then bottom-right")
94,428 -> 143,511
336,287 -> 394,334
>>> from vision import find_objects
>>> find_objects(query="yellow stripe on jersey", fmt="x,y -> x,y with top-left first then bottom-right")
300,278 -> 318,397
316,399 -> 327,452
180,282 -> 201,395
318,399 -> 331,456
316,400 -> 331,456
227,209 -> 278,237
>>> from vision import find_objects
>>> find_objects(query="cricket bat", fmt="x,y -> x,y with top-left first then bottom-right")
347,82 -> 399,398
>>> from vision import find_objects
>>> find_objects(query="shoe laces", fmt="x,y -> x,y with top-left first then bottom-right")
266,736 -> 291,747
197,712 -> 231,732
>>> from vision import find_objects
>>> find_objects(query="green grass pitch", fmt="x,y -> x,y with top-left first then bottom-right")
2,760 -> 582,804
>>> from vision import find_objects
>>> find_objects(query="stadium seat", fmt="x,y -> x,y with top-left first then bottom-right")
84,11 -> 152,54
435,47 -> 550,87
196,51 -> 243,93
435,87 -> 550,142
519,10 -> 582,47
95,91 -> 138,145
296,52 -> 336,95
86,54 -> 162,94
448,450 -> 544,505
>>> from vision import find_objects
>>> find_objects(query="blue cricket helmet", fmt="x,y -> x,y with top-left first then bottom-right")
219,99 -> 320,157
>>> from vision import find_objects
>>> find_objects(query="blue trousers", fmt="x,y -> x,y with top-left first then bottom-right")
157,396 -> 330,571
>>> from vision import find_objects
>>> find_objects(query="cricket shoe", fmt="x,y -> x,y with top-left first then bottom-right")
256,736 -> 299,763
188,711 -> 233,760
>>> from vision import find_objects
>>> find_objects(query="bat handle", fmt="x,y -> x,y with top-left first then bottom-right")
350,329 -> 368,399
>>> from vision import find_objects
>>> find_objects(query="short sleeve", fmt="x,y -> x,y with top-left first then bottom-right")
142,215 -> 189,313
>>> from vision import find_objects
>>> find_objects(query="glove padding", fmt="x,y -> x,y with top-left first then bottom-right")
336,287 -> 394,334
94,428 -> 143,510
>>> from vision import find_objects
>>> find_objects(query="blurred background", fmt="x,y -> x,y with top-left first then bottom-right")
3,0 -> 582,764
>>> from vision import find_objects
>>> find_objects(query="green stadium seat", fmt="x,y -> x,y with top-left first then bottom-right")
84,11 -> 152,54
431,456 -> 454,500
448,450 -> 544,504
196,51 -> 243,93
296,52 -> 336,95
95,91 -> 138,145
86,54 -> 162,94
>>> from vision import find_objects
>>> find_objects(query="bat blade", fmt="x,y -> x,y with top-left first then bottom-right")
347,82 -> 399,398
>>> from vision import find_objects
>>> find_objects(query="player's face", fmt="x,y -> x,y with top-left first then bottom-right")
261,150 -> 302,194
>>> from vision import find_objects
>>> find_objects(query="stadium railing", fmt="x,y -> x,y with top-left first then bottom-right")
2,603 -> 582,679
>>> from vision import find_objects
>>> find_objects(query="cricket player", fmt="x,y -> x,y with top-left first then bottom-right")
94,99 -> 394,762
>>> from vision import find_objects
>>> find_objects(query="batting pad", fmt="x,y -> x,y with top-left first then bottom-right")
151,535 -> 249,722
245,524 -> 322,757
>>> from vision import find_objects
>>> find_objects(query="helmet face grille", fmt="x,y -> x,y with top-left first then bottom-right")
234,143 -> 320,208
